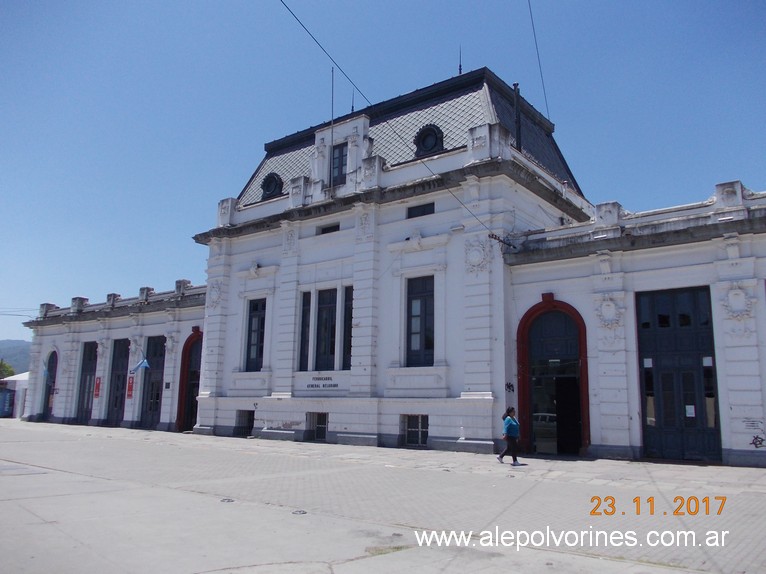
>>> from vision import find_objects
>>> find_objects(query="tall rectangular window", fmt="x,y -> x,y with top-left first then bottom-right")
342,286 -> 353,370
298,285 -> 354,372
407,276 -> 434,367
299,292 -> 311,372
246,298 -> 267,372
330,142 -> 348,186
315,289 -> 337,371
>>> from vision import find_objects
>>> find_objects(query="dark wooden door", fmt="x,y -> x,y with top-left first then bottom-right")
106,339 -> 130,427
140,336 -> 166,429
76,343 -> 98,424
178,337 -> 202,432
529,311 -> 582,455
637,288 -> 720,462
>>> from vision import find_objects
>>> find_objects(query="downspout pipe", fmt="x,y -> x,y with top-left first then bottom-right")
513,82 -> 522,152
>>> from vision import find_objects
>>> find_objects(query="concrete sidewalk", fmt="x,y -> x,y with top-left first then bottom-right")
1,419 -> 764,573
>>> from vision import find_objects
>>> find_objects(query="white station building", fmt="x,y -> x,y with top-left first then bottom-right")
24,283 -> 205,432
23,68 -> 766,467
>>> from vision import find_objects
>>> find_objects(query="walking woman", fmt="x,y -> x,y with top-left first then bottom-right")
497,407 -> 521,466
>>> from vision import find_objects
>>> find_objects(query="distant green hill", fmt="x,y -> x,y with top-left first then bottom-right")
0,340 -> 32,374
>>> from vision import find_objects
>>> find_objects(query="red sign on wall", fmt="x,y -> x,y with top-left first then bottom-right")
127,376 -> 134,399
94,377 -> 101,398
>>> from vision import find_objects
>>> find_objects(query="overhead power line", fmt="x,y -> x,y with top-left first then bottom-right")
527,0 -> 550,119
279,0 -> 373,109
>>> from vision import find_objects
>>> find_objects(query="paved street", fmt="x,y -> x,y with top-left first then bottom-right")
1,419 -> 764,573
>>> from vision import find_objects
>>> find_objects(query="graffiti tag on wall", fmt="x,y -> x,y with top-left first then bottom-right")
744,419 -> 765,448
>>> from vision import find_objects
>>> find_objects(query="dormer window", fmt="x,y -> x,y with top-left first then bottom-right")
330,142 -> 348,186
414,124 -> 444,158
261,173 -> 283,200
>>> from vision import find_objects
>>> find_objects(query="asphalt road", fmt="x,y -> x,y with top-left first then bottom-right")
1,419 -> 764,573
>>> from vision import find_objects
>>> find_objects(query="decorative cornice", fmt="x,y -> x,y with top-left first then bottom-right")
505,216 -> 766,266
23,293 -> 206,328
194,158 -> 591,246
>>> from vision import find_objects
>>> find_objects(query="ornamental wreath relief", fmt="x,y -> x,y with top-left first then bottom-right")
465,237 -> 493,274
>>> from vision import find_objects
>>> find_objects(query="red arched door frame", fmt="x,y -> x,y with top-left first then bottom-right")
516,293 -> 590,454
176,327 -> 203,432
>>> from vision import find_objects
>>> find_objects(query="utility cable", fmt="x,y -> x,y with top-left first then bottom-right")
279,0 -> 373,108
527,0 -> 550,119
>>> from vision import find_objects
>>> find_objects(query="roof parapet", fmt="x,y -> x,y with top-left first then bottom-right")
25,282 -> 207,329
39,303 -> 59,318
503,181 -> 766,265
70,297 -> 88,314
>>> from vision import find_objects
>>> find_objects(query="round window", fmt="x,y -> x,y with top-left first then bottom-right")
414,125 -> 444,157
261,173 -> 283,200
420,131 -> 438,152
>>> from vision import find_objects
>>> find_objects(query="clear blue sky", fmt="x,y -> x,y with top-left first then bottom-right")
2,0 -> 764,342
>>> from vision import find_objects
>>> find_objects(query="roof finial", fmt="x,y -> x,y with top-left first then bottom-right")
458,45 -> 462,75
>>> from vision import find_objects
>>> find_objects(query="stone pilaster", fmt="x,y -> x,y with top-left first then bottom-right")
196,237 -> 231,433
350,203 -> 379,396
271,221 -> 300,397
714,234 -> 762,460
57,326 -> 79,421
22,334 -> 43,420
160,312 -> 180,430
590,250 -> 630,451
90,330 -> 110,422
461,234 -> 494,397
124,320 -> 146,425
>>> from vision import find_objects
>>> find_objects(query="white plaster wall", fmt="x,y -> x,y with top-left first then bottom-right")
26,301 -> 204,429
203,143 -> 584,444
508,234 -> 766,460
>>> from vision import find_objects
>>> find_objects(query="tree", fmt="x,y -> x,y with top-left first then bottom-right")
0,359 -> 14,379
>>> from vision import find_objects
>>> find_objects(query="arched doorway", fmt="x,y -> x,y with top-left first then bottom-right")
517,293 -> 590,455
42,352 -> 58,421
177,328 -> 202,432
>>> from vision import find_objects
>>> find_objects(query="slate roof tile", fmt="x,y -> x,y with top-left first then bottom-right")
237,68 -> 581,208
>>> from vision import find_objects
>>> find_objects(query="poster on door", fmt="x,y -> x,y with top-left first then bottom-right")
127,376 -> 134,399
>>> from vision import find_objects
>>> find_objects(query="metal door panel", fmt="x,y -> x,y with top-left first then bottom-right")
140,336 -> 165,429
637,288 -> 720,462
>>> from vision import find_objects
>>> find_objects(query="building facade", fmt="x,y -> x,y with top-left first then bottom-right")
23,68 -> 766,467
23,282 -> 205,432
507,180 -> 766,467
191,68 -> 590,451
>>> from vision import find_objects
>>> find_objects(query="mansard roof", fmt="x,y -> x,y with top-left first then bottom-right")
237,67 -> 582,207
